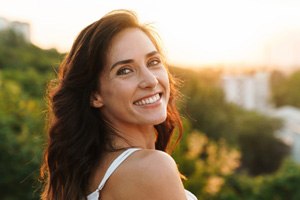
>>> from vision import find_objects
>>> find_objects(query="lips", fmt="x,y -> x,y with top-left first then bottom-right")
134,93 -> 161,106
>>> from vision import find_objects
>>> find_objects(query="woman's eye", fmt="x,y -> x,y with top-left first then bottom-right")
148,59 -> 161,67
116,68 -> 133,75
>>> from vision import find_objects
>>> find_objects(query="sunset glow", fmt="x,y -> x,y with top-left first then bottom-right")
1,0 -> 300,68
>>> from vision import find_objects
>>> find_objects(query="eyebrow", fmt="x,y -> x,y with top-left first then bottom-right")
110,51 -> 159,71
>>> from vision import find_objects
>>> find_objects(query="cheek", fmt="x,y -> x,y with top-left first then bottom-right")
156,68 -> 171,102
101,80 -> 134,103
160,68 -> 170,92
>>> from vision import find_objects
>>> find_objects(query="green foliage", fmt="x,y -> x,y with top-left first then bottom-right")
171,67 -> 231,141
0,29 -> 62,199
0,28 -> 63,72
171,67 -> 290,175
271,70 -> 300,108
235,111 -> 290,175
214,173 -> 261,200
0,80 -> 44,199
214,159 -> 300,200
256,159 -> 300,200
173,124 -> 240,200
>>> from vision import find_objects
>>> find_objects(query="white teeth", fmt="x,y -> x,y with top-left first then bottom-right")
134,94 -> 160,106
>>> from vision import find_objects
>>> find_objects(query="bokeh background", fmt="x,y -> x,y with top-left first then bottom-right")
1,0 -> 300,199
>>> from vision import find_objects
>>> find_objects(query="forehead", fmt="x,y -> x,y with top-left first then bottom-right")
106,28 -> 157,64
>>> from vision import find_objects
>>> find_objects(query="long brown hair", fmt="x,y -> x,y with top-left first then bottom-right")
40,10 -> 182,200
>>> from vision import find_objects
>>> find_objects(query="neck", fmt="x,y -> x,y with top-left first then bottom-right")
111,125 -> 157,150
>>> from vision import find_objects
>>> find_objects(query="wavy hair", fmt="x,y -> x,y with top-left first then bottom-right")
40,10 -> 182,200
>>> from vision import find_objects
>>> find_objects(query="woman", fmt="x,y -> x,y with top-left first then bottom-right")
40,9 -> 197,200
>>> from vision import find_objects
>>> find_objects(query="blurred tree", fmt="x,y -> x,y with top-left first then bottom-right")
0,80 -> 44,199
270,70 -> 287,107
2,69 -> 53,98
256,159 -> 300,200
0,29 -> 62,199
215,159 -> 300,200
170,67 -> 235,142
171,66 -> 290,175
0,29 -> 62,72
235,111 -> 290,175
271,70 -> 300,108
173,121 -> 240,200
213,173 -> 261,200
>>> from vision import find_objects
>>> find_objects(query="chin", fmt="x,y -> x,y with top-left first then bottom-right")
153,115 -> 168,125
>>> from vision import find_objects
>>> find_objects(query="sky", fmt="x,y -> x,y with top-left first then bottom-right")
1,0 -> 300,69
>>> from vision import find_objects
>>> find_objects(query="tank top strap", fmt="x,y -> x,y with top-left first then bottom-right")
97,148 -> 141,191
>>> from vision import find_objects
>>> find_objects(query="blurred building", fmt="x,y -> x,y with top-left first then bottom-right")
0,16 -> 31,42
0,17 -> 9,29
222,72 -> 271,112
271,106 -> 300,163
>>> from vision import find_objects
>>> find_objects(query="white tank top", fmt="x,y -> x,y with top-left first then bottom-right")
87,148 -> 198,200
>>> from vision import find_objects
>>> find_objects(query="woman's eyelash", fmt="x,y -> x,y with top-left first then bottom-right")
116,67 -> 132,75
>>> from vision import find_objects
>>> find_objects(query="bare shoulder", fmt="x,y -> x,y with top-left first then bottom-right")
117,149 -> 179,180
131,149 -> 178,172
105,149 -> 186,200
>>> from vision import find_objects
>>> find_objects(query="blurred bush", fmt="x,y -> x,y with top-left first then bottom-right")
0,28 -> 62,199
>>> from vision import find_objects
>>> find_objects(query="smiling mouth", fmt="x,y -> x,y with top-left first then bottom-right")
134,93 -> 162,106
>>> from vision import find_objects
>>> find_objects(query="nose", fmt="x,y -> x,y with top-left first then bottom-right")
138,67 -> 158,89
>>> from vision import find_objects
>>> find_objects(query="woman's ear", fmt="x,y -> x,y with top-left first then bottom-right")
90,92 -> 104,108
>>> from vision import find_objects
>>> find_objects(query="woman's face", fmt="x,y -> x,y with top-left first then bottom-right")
93,28 -> 170,131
